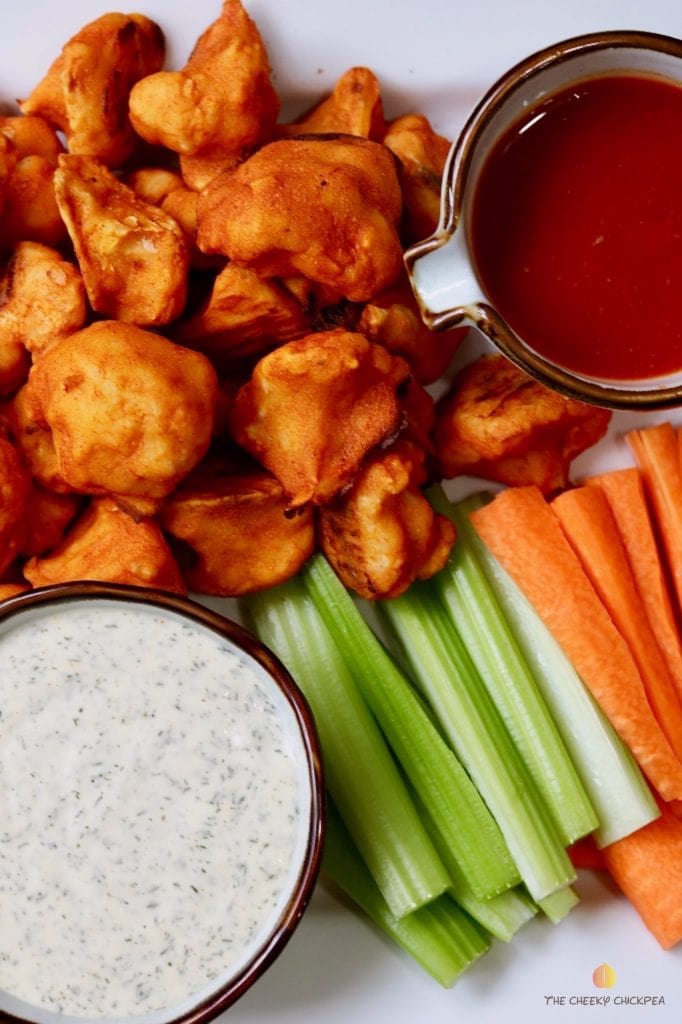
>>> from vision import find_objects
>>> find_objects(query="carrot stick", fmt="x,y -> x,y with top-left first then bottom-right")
552,486 -> 682,764
471,486 -> 682,803
586,468 -> 682,705
567,836 -> 606,872
602,801 -> 682,949
627,423 -> 682,615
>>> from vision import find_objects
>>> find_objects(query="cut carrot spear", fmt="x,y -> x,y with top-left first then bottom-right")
627,423 -> 682,616
586,468 -> 682,705
602,801 -> 682,949
471,485 -> 682,803
552,485 -> 682,764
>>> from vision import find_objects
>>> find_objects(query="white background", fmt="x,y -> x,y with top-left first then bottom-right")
3,2 -> 682,1021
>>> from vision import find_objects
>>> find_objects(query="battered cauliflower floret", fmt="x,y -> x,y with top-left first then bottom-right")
0,116 -> 66,249
24,497 -> 186,594
160,454 -> 315,596
129,0 -> 279,190
319,440 -> 455,599
435,355 -> 612,494
20,12 -> 165,167
383,113 -> 451,242
54,155 -> 189,326
228,329 -> 411,507
17,321 -> 217,515
19,485 -> 81,558
278,67 -> 385,139
0,433 -> 31,576
197,136 -> 403,302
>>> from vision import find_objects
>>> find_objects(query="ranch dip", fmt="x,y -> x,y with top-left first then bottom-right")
0,597 -> 313,1020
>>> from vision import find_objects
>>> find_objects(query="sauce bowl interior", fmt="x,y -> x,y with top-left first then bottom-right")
0,582 -> 325,1024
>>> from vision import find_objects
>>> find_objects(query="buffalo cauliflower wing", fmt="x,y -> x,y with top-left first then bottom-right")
278,67 -> 385,140
383,113 -> 451,242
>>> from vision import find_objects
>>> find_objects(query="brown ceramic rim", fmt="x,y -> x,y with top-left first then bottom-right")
0,582 -> 326,1024
405,30 -> 682,410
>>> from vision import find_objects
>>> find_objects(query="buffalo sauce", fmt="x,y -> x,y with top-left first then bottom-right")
471,74 -> 682,381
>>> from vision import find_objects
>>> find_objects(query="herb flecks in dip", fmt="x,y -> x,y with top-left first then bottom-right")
0,599 -> 308,1018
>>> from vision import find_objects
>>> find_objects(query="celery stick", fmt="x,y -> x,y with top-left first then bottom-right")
244,578 -> 450,918
303,553 -> 519,901
323,801 -> 490,987
452,491 -> 659,847
380,585 -> 576,902
429,486 -> 598,846
538,887 -> 580,924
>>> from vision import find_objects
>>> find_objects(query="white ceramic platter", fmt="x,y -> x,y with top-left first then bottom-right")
3,1 -> 682,1021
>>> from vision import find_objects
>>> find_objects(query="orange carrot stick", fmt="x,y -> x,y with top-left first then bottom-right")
471,485 -> 682,802
627,423 -> 682,615
552,485 -> 682,764
586,468 -> 682,704
602,801 -> 682,949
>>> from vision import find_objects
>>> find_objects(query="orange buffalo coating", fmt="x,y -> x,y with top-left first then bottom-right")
21,13 -> 165,167
0,582 -> 29,600
173,263 -> 309,368
17,321 -> 217,515
160,456 -> 315,596
129,0 -> 279,190
435,355 -> 612,494
19,485 -> 81,558
23,497 -> 186,594
0,434 -> 31,576
54,155 -> 189,326
0,115 -> 66,249
229,329 -> 411,507
383,113 -> 451,242
320,440 -> 455,599
278,67 -> 385,140
197,136 -> 404,303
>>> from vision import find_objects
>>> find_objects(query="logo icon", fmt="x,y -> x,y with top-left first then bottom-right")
593,963 -> 617,989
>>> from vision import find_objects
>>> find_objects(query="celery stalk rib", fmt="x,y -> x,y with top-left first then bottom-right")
244,578 -> 450,918
429,486 -> 598,846
322,801 -> 490,987
453,490 -> 659,847
303,553 -> 519,900
380,584 -> 576,902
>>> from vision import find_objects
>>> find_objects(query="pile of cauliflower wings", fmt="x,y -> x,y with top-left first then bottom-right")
0,1 -> 610,603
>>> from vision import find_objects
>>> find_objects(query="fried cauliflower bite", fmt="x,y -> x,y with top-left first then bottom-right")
278,67 -> 385,139
197,136 -> 403,302
160,455 -> 315,596
129,0 -> 279,190
0,242 -> 87,367
54,155 -> 189,326
383,113 -> 451,242
434,355 -> 612,494
10,380 -> 70,493
19,485 -> 81,558
319,440 -> 455,599
20,13 -> 165,167
0,434 -> 31,576
174,263 -> 309,367
0,582 -> 30,600
23,497 -> 186,593
125,167 -> 185,206
21,321 -> 217,515
358,274 -> 467,384
0,117 -> 66,249
229,329 -> 411,507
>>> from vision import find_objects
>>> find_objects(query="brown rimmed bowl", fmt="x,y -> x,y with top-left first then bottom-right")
405,30 -> 682,411
0,582 -> 325,1024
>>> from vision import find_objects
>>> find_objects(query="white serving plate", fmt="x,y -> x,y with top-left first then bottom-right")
3,1 -> 682,1021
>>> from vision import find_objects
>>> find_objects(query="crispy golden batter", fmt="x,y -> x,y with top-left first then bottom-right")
125,167 -> 185,206
21,13 -> 165,167
161,455 -> 315,595
174,263 -> 308,367
10,380 -> 71,493
383,113 -> 451,242
0,155 -> 66,249
358,274 -> 466,384
197,136 -> 403,302
229,329 -> 410,507
0,242 -> 87,365
129,0 -> 279,190
278,67 -> 385,139
54,155 -> 189,326
320,440 -> 455,599
24,497 -> 186,593
435,355 -> 612,494
20,485 -> 81,557
0,115 -> 63,163
22,321 -> 217,514
0,582 -> 29,600
0,434 -> 31,576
